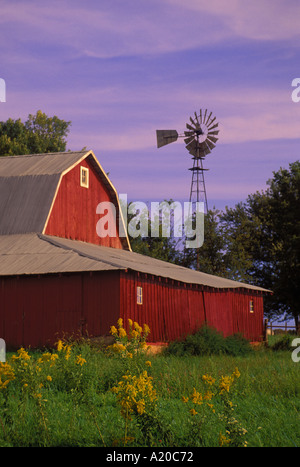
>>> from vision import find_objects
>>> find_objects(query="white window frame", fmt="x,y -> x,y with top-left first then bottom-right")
80,166 -> 89,188
137,286 -> 143,305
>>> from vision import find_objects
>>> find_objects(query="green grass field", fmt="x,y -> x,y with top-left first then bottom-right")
0,331 -> 299,447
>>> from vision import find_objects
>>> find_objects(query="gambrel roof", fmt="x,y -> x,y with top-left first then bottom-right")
0,150 -> 130,249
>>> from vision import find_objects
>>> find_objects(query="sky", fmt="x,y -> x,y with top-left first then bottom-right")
1,0 -> 300,211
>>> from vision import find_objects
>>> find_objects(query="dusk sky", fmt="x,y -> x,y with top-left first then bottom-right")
1,0 -> 300,211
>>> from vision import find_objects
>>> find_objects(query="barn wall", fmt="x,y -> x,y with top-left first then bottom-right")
203,289 -> 264,341
0,271 -> 120,349
119,271 -> 206,342
119,271 -> 264,343
44,157 -> 124,249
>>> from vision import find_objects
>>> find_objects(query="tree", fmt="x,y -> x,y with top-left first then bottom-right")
0,110 -> 71,156
221,161 -> 300,331
128,199 -> 184,264
182,208 -> 229,276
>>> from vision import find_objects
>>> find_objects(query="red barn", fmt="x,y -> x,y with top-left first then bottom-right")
0,150 -> 270,349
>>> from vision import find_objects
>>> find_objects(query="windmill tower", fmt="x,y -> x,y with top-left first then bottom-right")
156,109 -> 219,213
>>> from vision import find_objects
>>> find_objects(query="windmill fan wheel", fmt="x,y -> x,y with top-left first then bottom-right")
184,109 -> 219,158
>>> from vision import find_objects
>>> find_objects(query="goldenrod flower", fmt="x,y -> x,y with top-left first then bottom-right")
110,325 -> 118,336
57,340 -> 63,352
202,374 -> 216,386
76,355 -> 87,366
117,318 -> 123,328
145,360 -> 151,367
118,327 -> 127,338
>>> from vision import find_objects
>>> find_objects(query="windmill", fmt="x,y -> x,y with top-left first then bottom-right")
156,109 -> 219,212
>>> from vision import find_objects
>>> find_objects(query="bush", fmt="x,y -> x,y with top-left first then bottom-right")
270,334 -> 294,351
165,325 -> 252,357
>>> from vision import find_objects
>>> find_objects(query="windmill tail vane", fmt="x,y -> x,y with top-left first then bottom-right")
156,109 -> 219,213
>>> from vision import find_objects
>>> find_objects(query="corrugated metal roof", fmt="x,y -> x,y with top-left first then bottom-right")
0,151 -> 87,176
0,152 -> 87,236
0,233 -> 269,292
42,235 -> 270,292
0,234 -> 120,275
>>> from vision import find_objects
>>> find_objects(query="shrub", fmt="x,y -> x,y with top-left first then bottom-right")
271,334 -> 294,351
165,325 -> 252,357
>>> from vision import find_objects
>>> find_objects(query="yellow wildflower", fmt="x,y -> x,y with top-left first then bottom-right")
134,322 -> 142,334
182,396 -> 189,403
130,330 -> 139,339
128,319 -> 133,327
76,355 -> 87,366
145,360 -> 151,367
136,399 -> 145,415
232,367 -> 240,379
110,325 -> 118,336
118,327 -> 127,338
56,340 -> 64,351
219,432 -> 231,446
189,408 -> 198,416
0,362 -> 15,389
46,375 -> 52,382
117,318 -> 123,328
202,374 -> 216,386
191,387 -> 203,405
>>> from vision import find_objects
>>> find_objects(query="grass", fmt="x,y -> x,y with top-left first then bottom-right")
0,326 -> 299,447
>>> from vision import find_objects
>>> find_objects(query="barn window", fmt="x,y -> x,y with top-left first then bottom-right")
80,166 -> 89,188
137,286 -> 143,305
250,300 -> 254,313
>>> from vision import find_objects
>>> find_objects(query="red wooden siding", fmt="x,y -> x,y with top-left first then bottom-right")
119,271 -> 264,343
44,158 -> 124,249
120,271 -> 206,342
0,271 -> 120,349
203,289 -> 264,341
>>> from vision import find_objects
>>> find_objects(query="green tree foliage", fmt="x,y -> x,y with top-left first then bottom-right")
221,161 -> 300,330
0,110 -> 71,156
128,200 -> 183,264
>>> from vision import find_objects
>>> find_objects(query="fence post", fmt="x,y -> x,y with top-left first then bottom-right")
263,319 -> 268,343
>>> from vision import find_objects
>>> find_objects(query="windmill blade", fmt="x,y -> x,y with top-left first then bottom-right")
156,130 -> 178,148
203,109 -> 207,124
207,116 -> 216,128
184,131 -> 194,137
199,141 -> 211,153
207,122 -> 219,131
186,123 -> 196,132
206,135 -> 218,144
199,109 -> 203,123
197,145 -> 210,157
207,130 -> 219,136
204,139 -> 215,151
205,111 -> 212,126
189,116 -> 198,128
186,139 -> 198,151
184,135 -> 195,145
194,112 -> 201,128
186,139 -> 198,155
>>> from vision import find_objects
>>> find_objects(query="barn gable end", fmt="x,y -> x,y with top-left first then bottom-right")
0,150 -> 130,250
